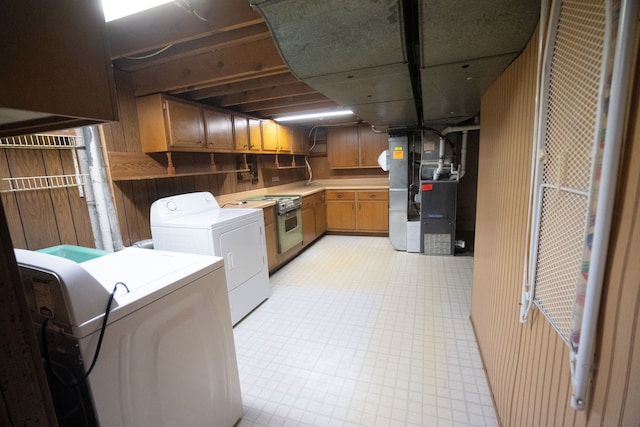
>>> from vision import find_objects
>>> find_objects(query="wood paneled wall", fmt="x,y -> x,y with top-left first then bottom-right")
102,71 -> 305,247
472,26 -> 640,426
0,145 -> 94,250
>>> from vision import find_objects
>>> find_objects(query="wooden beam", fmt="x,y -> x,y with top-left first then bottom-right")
113,23 -> 271,72
237,93 -> 333,113
108,0 -> 263,59
214,82 -> 319,107
187,72 -> 299,100
256,101 -> 341,119
132,37 -> 288,96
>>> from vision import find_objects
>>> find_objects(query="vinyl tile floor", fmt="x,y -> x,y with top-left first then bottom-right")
233,235 -> 497,427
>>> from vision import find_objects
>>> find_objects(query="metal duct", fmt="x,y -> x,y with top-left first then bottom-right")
419,0 -> 540,125
250,0 -> 417,128
251,0 -> 540,128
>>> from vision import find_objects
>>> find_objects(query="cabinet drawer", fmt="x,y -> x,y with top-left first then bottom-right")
326,190 -> 356,201
358,191 -> 388,201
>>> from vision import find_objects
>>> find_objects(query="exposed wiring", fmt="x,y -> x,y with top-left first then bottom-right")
124,44 -> 174,60
174,0 -> 208,22
305,126 -> 320,185
41,282 -> 130,389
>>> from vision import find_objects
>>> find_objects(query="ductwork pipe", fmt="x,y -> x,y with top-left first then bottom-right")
433,136 -> 447,180
441,125 -> 480,181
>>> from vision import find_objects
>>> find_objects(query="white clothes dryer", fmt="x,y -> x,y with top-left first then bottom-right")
150,191 -> 271,325
15,247 -> 242,427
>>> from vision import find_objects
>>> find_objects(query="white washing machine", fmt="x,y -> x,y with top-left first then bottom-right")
150,191 -> 271,325
15,247 -> 242,427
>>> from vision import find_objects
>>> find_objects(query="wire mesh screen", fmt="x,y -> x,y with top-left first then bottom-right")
533,0 -> 606,345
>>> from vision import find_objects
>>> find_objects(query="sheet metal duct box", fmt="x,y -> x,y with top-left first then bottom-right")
420,180 -> 457,255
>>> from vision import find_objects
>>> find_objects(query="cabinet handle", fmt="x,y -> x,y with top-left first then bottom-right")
337,193 -> 343,199
369,194 -> 376,199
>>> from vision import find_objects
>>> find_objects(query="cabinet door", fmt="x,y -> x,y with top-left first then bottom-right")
357,191 -> 389,232
291,127 -> 306,154
359,125 -> 389,167
0,0 -> 118,137
164,99 -> 205,150
263,207 -> 278,271
248,118 -> 262,151
315,192 -> 327,236
327,127 -> 359,168
301,205 -> 316,246
204,108 -> 234,151
233,115 -> 250,151
261,120 -> 279,151
326,191 -> 356,231
326,201 -> 356,231
276,124 -> 292,152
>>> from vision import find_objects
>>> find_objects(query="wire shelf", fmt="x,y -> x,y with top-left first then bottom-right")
0,133 -> 82,149
0,174 -> 88,193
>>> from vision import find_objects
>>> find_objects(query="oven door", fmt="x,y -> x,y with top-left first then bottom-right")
277,209 -> 302,253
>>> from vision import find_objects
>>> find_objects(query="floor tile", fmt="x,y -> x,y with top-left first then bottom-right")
233,236 -> 496,426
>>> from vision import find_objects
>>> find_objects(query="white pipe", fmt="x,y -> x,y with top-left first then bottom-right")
83,127 -> 115,252
440,125 -> 479,181
571,0 -> 637,411
433,136 -> 446,180
441,124 -> 480,136
74,129 -> 103,249
521,0 -> 550,324
460,131 -> 469,179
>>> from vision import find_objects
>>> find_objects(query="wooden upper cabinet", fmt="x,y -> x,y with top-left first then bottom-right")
327,127 -> 359,168
327,125 -> 388,169
233,115 -> 250,151
165,100 -> 206,150
261,120 -> 279,151
204,108 -> 233,151
137,94 -> 205,152
290,127 -> 306,154
248,118 -> 262,151
359,125 -> 389,167
0,1 -> 118,137
277,125 -> 292,152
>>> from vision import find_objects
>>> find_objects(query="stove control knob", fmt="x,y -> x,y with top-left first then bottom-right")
167,201 -> 177,211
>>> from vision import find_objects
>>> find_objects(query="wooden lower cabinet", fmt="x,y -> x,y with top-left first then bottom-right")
302,191 -> 326,246
356,191 -> 389,232
326,190 -> 388,233
263,206 -> 278,271
326,191 -> 357,231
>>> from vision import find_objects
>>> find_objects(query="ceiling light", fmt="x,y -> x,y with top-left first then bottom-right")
274,110 -> 354,123
102,0 -> 173,22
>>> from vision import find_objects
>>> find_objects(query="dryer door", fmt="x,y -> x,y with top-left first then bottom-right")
219,220 -> 265,292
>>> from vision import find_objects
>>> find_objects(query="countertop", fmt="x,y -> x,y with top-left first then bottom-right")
216,178 -> 389,210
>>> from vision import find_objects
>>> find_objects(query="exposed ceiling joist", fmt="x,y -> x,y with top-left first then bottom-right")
107,0 -> 263,59
132,36 -> 288,96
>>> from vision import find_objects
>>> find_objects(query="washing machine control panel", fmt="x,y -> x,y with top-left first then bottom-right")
151,192 -> 221,222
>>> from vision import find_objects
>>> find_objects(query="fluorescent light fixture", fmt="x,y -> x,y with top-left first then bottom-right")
274,110 -> 354,122
102,0 -> 173,22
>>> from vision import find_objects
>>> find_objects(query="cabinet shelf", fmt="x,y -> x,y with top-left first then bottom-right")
107,151 -> 249,181
109,167 -> 250,182
263,165 -> 306,170
0,133 -> 83,149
